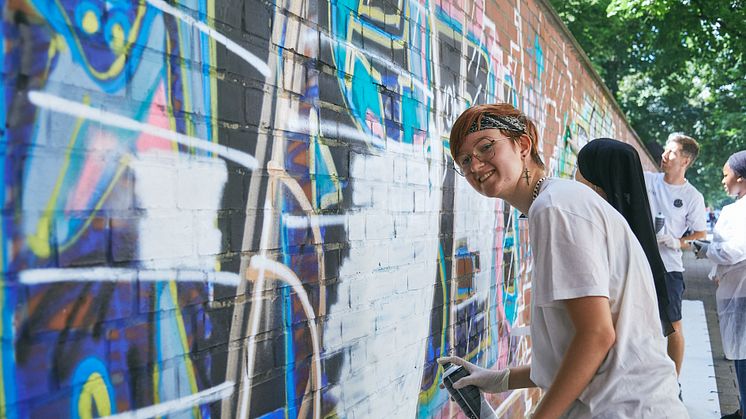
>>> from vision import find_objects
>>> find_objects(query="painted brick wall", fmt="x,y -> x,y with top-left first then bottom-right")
1,0 -> 655,417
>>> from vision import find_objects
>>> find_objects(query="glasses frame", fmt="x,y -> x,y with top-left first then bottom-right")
453,137 -> 508,176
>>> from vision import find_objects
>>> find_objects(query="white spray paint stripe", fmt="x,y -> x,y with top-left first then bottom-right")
19,267 -> 240,287
319,33 -> 433,99
102,381 -> 234,419
28,91 -> 258,170
408,0 -> 429,16
146,0 -> 270,78
286,115 -> 446,156
249,255 -> 322,419
282,214 -> 346,229
241,172 -> 323,418
510,326 -> 530,336
239,195 -> 276,419
285,116 -> 388,148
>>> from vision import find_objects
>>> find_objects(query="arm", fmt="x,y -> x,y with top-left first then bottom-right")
681,193 -> 708,250
435,357 -> 536,393
531,296 -> 616,419
680,230 -> 706,250
507,365 -> 534,389
707,208 -> 746,265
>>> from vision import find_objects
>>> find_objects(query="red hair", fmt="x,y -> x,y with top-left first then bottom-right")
450,103 -> 545,169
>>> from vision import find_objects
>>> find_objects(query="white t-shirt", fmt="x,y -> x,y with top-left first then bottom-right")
528,179 -> 687,418
644,172 -> 707,272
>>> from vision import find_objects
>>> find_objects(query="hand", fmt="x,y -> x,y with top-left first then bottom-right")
437,356 -> 510,394
693,241 -> 709,259
656,233 -> 681,250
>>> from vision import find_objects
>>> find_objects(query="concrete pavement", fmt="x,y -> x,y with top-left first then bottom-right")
682,250 -> 741,416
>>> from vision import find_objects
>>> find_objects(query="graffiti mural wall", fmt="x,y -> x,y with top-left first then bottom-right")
0,0 -> 655,417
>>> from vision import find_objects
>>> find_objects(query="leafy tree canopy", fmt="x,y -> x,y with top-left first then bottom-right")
549,0 -> 746,206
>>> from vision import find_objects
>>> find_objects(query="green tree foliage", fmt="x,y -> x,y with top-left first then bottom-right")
549,0 -> 746,206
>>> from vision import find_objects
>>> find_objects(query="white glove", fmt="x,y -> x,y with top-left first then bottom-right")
437,356 -> 511,393
656,233 -> 681,250
693,241 -> 710,259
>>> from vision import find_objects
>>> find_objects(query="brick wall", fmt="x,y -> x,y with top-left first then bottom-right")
1,0 -> 653,417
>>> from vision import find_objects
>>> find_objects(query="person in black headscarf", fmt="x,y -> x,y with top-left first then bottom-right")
576,138 -> 675,337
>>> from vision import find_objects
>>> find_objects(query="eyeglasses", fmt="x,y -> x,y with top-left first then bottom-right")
453,138 -> 506,176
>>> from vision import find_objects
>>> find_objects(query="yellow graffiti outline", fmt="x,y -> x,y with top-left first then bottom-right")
26,97 -> 89,258
26,94 -> 134,256
324,6 -> 388,146
356,0 -> 410,45
208,0 -> 218,147
417,249 -> 449,404
169,280 -> 201,417
77,372 -> 113,418
57,156 -> 131,253
151,280 -> 201,417
51,0 -> 147,81
310,117 -> 342,210
175,20 -> 196,139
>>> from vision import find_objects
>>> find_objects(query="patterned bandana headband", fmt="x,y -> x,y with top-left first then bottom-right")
467,113 -> 526,134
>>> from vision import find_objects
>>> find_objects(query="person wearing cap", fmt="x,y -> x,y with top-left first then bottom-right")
694,150 -> 746,419
437,103 -> 687,418
644,133 -> 708,377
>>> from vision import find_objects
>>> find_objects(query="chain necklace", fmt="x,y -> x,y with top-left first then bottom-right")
532,177 -> 547,201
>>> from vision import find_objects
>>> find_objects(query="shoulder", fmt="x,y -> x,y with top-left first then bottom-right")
683,182 -> 705,202
530,179 -> 612,231
532,178 -> 595,211
644,171 -> 660,182
724,198 -> 746,215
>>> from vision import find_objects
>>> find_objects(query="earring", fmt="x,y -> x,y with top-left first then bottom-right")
522,167 -> 530,185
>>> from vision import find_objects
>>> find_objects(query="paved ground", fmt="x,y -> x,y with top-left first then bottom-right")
682,250 -> 741,415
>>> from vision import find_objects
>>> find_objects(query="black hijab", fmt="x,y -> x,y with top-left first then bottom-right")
578,138 -> 674,336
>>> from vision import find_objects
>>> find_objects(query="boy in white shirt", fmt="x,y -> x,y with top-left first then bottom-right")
645,133 -> 707,378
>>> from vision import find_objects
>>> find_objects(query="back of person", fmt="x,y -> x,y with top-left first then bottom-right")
528,179 -> 685,418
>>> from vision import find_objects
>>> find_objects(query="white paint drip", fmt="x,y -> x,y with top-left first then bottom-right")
285,116 -> 387,148
27,91 -> 258,170
239,166 -> 325,418
239,196 -> 275,419
282,214 -> 347,229
249,255 -> 322,419
19,267 -> 240,286
102,381 -> 234,419
146,0 -> 270,78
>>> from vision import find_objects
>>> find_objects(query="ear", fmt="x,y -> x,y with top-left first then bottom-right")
518,134 -> 532,158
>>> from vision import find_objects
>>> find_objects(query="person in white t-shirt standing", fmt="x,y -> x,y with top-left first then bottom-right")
437,103 -> 687,418
644,133 -> 707,379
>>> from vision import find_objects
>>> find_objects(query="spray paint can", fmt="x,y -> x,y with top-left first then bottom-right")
654,212 -> 666,233
441,363 -> 483,419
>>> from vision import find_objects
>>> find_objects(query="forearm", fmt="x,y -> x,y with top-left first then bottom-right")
680,230 -> 706,250
507,365 -> 535,389
532,331 -> 614,418
707,240 -> 746,265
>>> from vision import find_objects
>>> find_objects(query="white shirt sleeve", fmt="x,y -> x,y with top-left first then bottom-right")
687,191 -> 707,232
531,207 -> 611,306
707,203 -> 746,266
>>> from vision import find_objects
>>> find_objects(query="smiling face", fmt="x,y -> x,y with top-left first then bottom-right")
456,129 -> 523,198
722,162 -> 745,198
